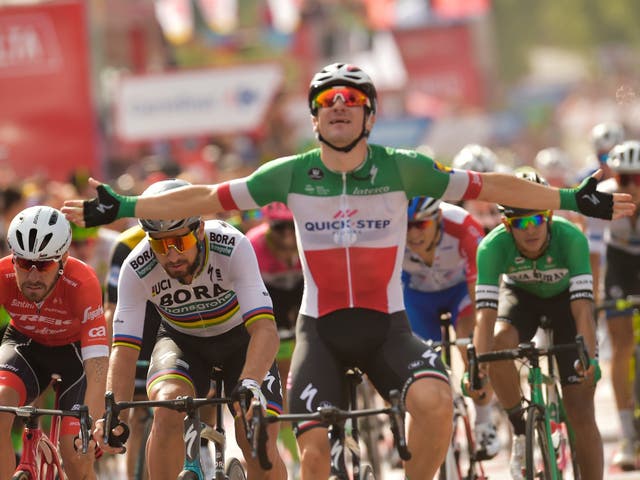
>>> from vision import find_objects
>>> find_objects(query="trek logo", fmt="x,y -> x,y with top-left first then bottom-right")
96,203 -> 114,214
581,193 -> 600,205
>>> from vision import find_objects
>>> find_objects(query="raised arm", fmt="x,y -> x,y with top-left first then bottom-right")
476,169 -> 635,220
62,177 -> 223,227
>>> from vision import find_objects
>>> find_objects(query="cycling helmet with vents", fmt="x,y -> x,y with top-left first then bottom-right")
498,168 -> 549,217
607,140 -> 640,173
261,202 -> 293,222
308,63 -> 377,115
138,179 -> 201,233
534,147 -> 570,179
452,144 -> 497,173
407,196 -> 441,221
8,206 -> 72,260
591,122 -> 624,153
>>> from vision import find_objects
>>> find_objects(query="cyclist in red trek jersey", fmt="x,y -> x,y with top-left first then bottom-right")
63,63 -> 634,480
0,206 -> 108,480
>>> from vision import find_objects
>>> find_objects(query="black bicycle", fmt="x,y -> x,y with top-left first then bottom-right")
246,371 -> 411,480
102,368 -> 247,480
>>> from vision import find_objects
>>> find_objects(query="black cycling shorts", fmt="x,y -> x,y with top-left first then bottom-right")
497,285 -> 591,385
147,323 -> 283,415
604,245 -> 640,318
287,308 -> 449,436
0,325 -> 86,410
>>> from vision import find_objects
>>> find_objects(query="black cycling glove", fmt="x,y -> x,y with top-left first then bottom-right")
560,176 -> 613,219
82,184 -> 138,227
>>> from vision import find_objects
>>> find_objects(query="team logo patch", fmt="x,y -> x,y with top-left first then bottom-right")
433,161 -> 452,173
308,167 -> 324,180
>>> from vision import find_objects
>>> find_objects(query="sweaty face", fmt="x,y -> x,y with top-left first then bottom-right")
311,87 -> 371,148
505,212 -> 551,258
149,225 -> 202,282
14,256 -> 64,302
406,214 -> 439,253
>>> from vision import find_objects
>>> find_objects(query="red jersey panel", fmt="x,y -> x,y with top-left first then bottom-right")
0,256 -> 108,359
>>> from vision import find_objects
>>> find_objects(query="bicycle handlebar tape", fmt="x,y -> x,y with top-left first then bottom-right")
466,344 -> 483,391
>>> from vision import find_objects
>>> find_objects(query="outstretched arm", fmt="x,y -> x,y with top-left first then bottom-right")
476,169 -> 635,220
62,177 -> 224,227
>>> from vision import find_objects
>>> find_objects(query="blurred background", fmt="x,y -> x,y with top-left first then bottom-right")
0,0 -> 639,195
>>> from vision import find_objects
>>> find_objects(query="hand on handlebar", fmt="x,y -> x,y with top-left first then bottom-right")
231,378 -> 267,412
462,369 -> 489,401
573,357 -> 601,387
93,416 -> 130,454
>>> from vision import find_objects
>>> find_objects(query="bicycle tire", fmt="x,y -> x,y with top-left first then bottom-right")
439,400 -> 481,480
361,463 -> 376,479
357,383 -> 384,477
225,457 -> 246,480
10,471 -> 31,480
525,405 -> 553,480
176,470 -> 199,480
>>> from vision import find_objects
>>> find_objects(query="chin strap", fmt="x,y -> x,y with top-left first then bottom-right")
317,115 -> 370,153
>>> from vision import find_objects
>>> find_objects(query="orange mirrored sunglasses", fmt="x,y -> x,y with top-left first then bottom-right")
313,86 -> 370,110
148,230 -> 198,255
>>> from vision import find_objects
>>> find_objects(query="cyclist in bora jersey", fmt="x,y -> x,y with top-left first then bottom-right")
64,63 -> 632,480
586,140 -> 640,469
0,206 -> 109,480
469,169 -> 603,480
402,196 -> 499,460
92,179 -> 286,480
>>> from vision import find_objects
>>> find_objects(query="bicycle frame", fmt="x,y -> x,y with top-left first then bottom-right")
0,401 -> 92,480
468,335 -> 589,480
248,386 -> 410,479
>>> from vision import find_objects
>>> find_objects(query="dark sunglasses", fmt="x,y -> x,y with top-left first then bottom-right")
14,256 -> 59,272
148,230 -> 198,256
618,173 -> 640,187
270,221 -> 295,233
505,211 -> 550,230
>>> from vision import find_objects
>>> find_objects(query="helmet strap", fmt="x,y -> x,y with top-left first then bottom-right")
317,113 -> 370,153
424,219 -> 443,252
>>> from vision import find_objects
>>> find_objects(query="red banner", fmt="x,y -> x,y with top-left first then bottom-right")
393,23 -> 485,110
0,0 -> 97,182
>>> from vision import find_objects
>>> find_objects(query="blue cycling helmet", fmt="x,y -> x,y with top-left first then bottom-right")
408,197 -> 441,221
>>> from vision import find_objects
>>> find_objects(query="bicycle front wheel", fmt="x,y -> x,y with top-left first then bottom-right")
525,405 -> 553,480
225,458 -> 246,480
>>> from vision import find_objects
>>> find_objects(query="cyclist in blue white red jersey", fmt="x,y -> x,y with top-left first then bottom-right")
403,196 -> 500,460
64,63 -> 633,480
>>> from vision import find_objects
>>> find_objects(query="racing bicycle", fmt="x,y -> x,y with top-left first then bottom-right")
0,375 -> 93,480
468,332 -> 590,480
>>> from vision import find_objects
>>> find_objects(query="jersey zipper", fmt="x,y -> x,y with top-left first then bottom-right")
341,172 -> 354,308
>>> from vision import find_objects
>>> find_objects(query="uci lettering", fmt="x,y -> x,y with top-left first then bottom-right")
152,278 -> 173,296
158,284 -> 230,307
130,250 -> 154,269
208,232 -> 236,246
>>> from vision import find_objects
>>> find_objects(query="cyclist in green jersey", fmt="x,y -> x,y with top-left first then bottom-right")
63,64 -> 632,480
469,169 -> 603,480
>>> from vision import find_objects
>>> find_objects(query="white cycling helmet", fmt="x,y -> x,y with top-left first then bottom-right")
498,168 -> 549,217
308,63 -> 377,115
452,144 -> 497,173
7,206 -> 71,260
607,140 -> 640,173
591,122 -> 624,153
534,148 -> 570,178
138,179 -> 201,233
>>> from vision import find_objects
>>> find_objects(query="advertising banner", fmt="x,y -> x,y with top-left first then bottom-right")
0,0 -> 97,181
115,63 -> 283,142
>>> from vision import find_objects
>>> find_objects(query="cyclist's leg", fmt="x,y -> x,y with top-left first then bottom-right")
605,245 -> 638,459
288,314 -> 344,480
554,303 -> 603,480
0,327 -> 40,478
145,333 -> 201,480
368,311 -> 452,479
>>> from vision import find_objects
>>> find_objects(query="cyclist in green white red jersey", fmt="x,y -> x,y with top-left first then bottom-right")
63,64 -> 632,480
0,206 -> 108,480
470,169 -> 603,480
